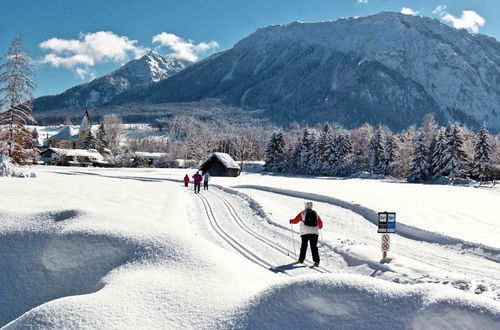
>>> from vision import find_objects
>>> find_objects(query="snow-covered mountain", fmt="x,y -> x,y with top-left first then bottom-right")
111,12 -> 500,131
34,51 -> 193,111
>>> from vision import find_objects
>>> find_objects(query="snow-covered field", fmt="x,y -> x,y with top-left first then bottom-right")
1,166 -> 499,329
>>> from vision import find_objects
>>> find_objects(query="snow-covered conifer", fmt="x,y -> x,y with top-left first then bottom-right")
81,131 -> 97,150
408,133 -> 430,182
96,124 -> 109,153
264,132 -> 286,172
383,134 -> 397,176
313,124 -> 334,175
442,124 -> 468,180
296,128 -> 316,175
368,128 -> 385,174
472,126 -> 493,182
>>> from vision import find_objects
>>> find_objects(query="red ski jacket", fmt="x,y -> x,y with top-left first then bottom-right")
290,210 -> 323,236
183,176 -> 190,183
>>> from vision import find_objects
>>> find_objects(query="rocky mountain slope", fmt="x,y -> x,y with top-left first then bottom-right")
34,51 -> 192,111
110,12 -> 500,131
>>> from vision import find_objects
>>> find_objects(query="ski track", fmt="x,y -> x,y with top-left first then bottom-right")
210,190 -> 330,274
231,184 -> 500,263
195,193 -> 281,274
196,189 -> 329,276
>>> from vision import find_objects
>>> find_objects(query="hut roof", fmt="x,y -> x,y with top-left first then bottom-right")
202,152 -> 240,169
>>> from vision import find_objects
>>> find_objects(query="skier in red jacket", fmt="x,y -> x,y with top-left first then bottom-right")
183,174 -> 190,187
290,201 -> 323,266
192,171 -> 203,194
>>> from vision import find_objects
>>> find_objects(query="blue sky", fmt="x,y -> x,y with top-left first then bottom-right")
1,0 -> 498,97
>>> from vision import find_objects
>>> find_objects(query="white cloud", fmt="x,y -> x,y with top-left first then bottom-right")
152,33 -> 219,62
75,67 -> 96,80
400,7 -> 419,16
39,31 -> 148,79
432,5 -> 485,33
357,0 -> 368,4
432,4 -> 447,15
442,10 -> 485,33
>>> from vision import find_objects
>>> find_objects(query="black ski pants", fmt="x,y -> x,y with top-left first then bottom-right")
204,181 -> 208,190
299,234 -> 320,263
194,183 -> 201,193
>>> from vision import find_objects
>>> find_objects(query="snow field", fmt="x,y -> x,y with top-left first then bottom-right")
1,166 -> 499,329
0,168 -> 277,328
232,187 -> 500,300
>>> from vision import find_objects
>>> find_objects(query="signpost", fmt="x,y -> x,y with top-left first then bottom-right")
378,212 -> 396,258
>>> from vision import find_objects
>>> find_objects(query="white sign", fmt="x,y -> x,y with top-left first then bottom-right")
381,234 -> 390,251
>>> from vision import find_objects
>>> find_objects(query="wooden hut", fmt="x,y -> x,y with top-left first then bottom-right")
200,152 -> 240,177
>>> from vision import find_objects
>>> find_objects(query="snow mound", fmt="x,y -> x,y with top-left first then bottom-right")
227,275 -> 500,330
0,156 -> 35,178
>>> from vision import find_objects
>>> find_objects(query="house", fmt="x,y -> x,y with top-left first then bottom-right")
47,110 -> 92,148
40,147 -> 105,167
200,152 -> 240,177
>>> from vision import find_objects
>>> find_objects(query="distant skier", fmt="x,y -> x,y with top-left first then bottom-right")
203,171 -> 210,190
192,171 -> 202,194
183,174 -> 190,187
289,201 -> 323,267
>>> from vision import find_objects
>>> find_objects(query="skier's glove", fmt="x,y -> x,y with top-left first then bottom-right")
289,219 -> 292,224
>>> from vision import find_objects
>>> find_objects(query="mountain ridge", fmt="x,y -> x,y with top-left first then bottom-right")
34,51 -> 193,111
35,12 -> 500,131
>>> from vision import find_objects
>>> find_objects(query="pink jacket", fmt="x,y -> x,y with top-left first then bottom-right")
192,174 -> 203,184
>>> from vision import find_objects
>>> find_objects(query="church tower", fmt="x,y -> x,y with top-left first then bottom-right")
78,110 -> 92,145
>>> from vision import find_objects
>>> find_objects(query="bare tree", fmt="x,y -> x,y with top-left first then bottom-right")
100,114 -> 123,151
0,36 -> 36,164
231,128 -> 261,170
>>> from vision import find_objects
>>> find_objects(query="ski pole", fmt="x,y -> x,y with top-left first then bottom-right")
320,229 -> 329,266
290,222 -> 297,260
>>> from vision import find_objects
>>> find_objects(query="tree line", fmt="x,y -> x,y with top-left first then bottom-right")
265,114 -> 500,183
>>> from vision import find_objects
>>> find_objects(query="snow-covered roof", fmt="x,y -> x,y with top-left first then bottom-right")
135,152 -> 168,160
48,148 -> 104,160
49,126 -> 80,140
202,152 -> 240,169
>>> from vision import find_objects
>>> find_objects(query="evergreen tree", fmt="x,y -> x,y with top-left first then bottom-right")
81,131 -> 97,150
0,36 -> 36,164
314,124 -> 334,175
264,132 -> 286,172
368,128 -> 385,174
383,134 -> 397,176
332,131 -> 353,176
96,124 -> 109,153
431,129 -> 446,177
472,126 -> 493,182
296,128 -> 316,175
408,133 -> 430,182
442,124 -> 468,180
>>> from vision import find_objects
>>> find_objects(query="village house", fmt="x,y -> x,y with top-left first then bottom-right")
47,110 -> 91,149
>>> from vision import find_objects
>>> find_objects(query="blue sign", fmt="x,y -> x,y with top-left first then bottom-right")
378,212 -> 396,233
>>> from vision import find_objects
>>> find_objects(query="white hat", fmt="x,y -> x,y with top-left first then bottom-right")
304,201 -> 313,209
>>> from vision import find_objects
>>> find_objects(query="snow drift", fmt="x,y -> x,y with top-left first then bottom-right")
226,275 -> 500,330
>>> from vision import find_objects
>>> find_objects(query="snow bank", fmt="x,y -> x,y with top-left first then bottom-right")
0,156 -> 35,178
226,275 -> 500,330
